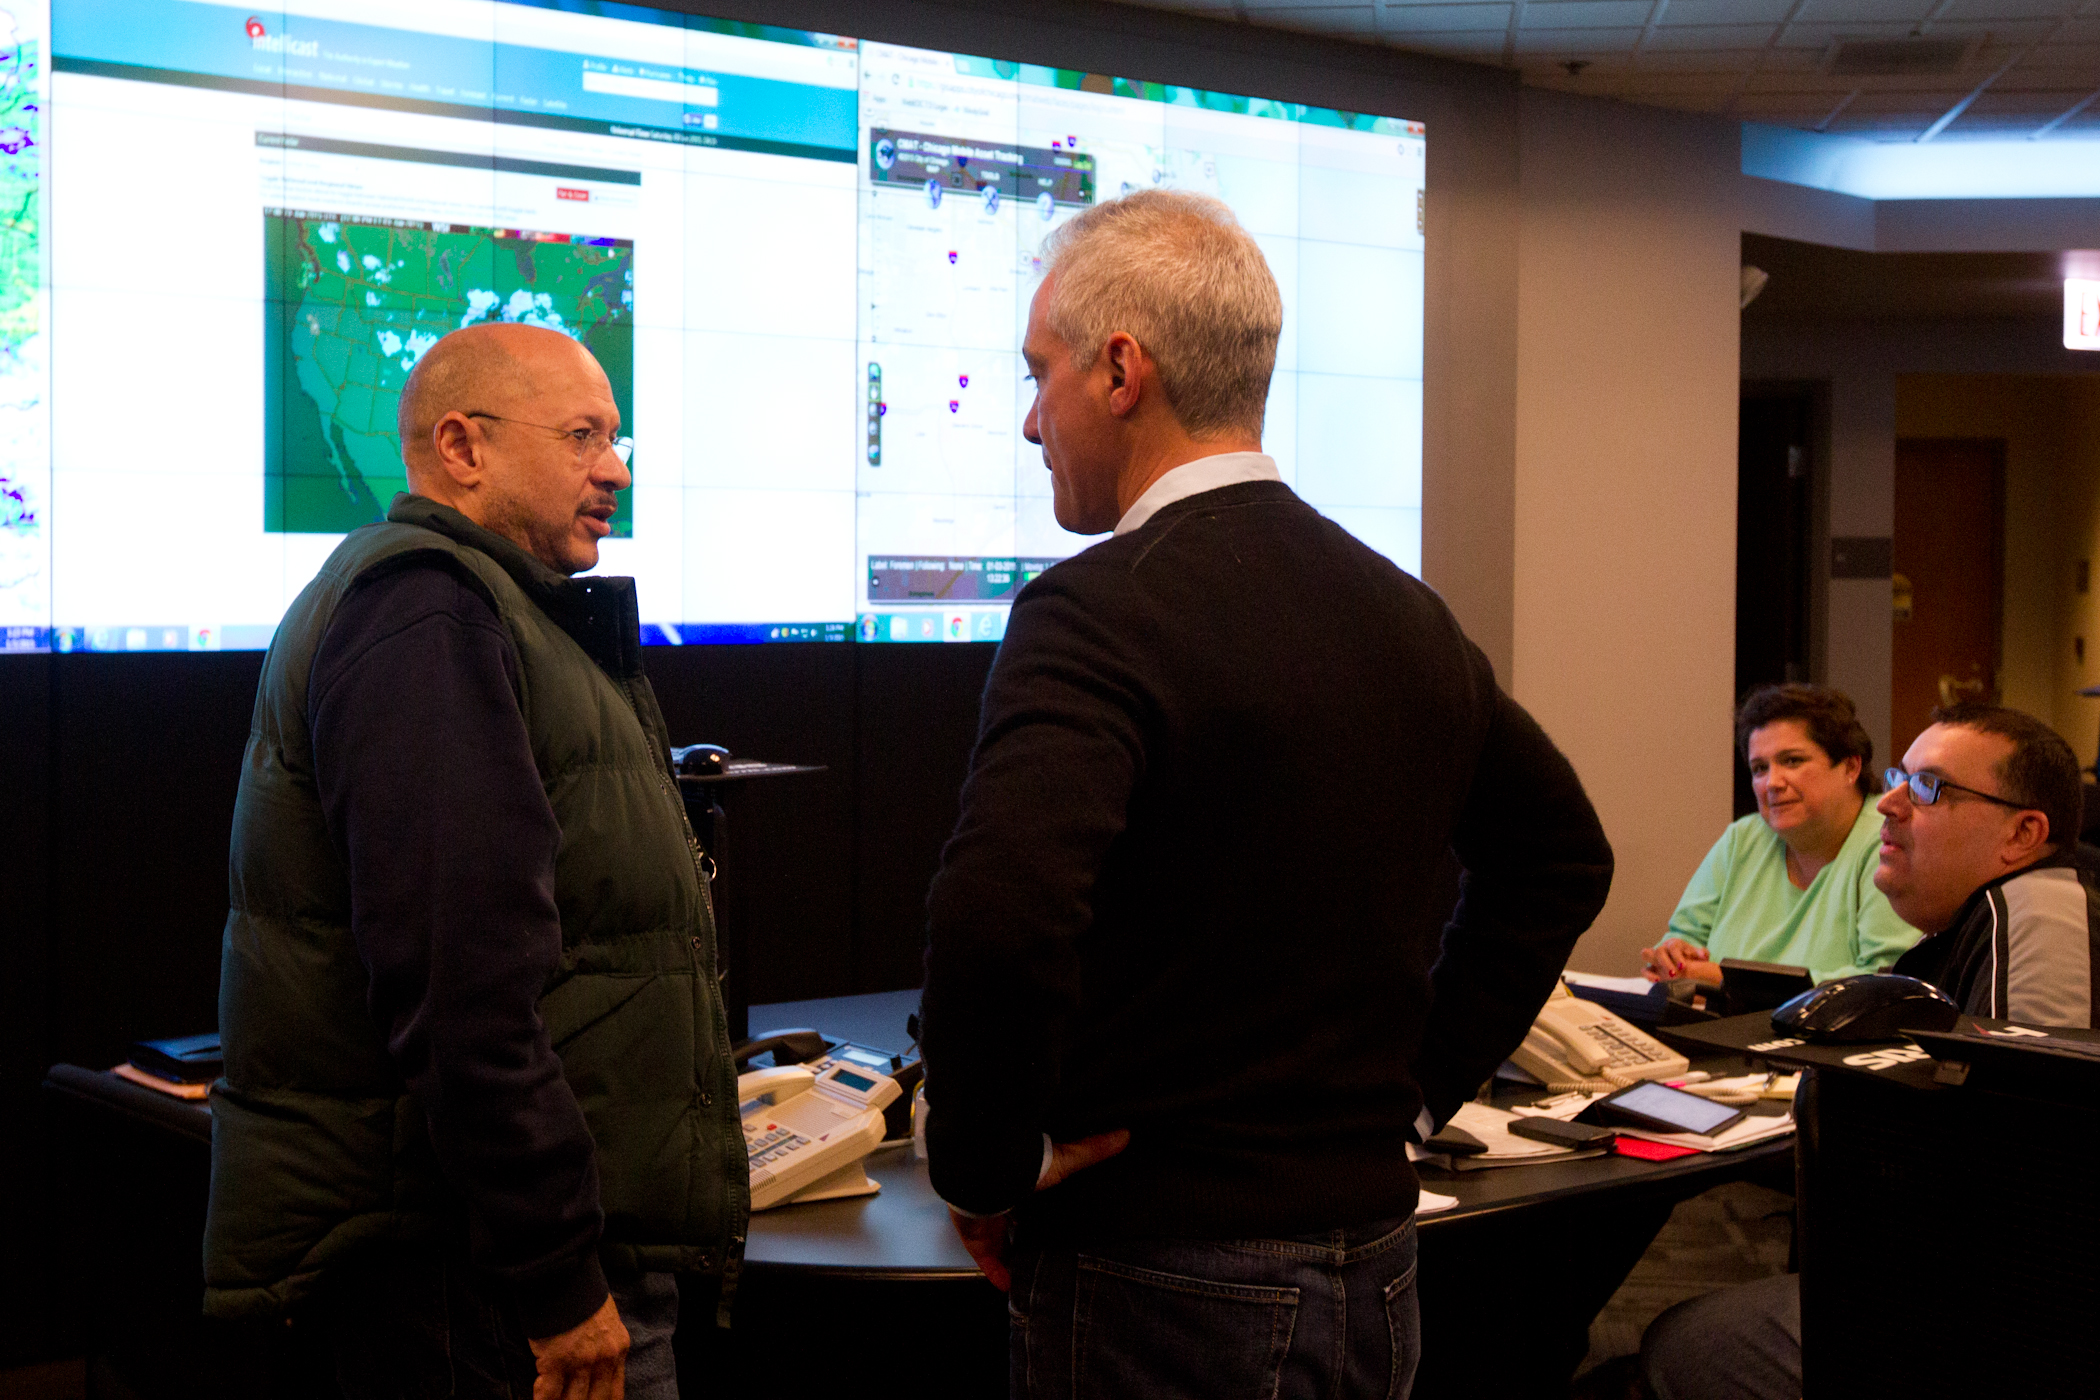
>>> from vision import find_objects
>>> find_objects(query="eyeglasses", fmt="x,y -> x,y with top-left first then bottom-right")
467,412 -> 633,466
1884,766 -> 2030,812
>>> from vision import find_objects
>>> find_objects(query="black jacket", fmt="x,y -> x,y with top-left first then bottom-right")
920,480 -> 1613,1240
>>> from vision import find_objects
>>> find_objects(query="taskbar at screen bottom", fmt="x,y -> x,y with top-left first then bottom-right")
856,609 -> 1009,644
7,622 -> 856,654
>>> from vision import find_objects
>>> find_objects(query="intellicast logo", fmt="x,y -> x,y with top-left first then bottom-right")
246,16 -> 320,58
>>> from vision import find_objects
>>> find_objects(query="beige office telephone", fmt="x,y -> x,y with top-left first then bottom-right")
739,1056 -> 901,1210
1509,982 -> 1690,1092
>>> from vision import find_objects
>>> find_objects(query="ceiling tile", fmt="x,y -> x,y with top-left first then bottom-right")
1737,97 -> 1857,122
1522,53 -> 1646,74
1241,5 -> 1378,33
1826,115 -> 1929,134
1924,18 -> 2067,42
1990,69 -> 2100,94
1516,0 -> 1654,27
2014,41 -> 2100,68
1946,92 -> 2060,113
1936,0 -> 2083,20
1377,4 -> 1517,32
1738,72 -> 1866,93
1392,29 -> 1515,54
1152,0 -> 2100,133
1641,23 -> 1780,48
1115,0 -> 1243,12
1511,26 -> 1647,50
1944,112 -> 2057,134
1655,0 -> 1799,24
1847,88 -> 1957,112
1624,48 -> 1767,70
1595,72 -> 1749,92
1800,0 -> 1941,23
1773,20 -> 1923,47
1752,47 -> 1835,71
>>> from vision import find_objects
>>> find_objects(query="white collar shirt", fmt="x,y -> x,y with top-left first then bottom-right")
1111,451 -> 1282,537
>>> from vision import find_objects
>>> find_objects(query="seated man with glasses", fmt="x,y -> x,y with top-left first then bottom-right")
1639,703 -> 2095,1400
1878,702 -> 2098,1028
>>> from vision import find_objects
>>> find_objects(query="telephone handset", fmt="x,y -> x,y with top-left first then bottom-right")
1510,982 -> 1690,1093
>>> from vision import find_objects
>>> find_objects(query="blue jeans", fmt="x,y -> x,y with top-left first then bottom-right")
1007,1215 -> 1420,1400
326,1239 -> 681,1400
1639,1273 -> 1801,1400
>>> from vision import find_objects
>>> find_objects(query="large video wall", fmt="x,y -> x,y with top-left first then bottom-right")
0,0 -> 1425,650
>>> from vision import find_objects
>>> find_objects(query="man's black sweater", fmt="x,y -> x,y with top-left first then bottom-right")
921,480 -> 1613,1240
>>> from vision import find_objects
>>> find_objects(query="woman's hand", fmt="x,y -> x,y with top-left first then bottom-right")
1639,938 -> 1722,985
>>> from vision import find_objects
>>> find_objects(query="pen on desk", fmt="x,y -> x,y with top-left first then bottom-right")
1665,1071 -> 1710,1087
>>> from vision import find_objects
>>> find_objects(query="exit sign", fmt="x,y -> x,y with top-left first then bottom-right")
2068,278 -> 2100,350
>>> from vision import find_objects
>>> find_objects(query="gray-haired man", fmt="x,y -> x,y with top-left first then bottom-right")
918,189 -> 1614,1400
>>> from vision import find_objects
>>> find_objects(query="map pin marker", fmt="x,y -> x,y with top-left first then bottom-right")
958,375 -> 969,389
948,400 -> 959,413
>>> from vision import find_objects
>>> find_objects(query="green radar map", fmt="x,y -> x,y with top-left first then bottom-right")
264,210 -> 635,535
0,28 -> 45,631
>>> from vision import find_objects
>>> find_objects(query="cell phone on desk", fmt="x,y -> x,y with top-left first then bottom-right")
1422,1124 -> 1488,1156
1506,1117 -> 1616,1149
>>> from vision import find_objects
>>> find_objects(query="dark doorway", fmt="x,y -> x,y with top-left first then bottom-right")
1891,438 -> 2005,765
1735,388 -> 1818,816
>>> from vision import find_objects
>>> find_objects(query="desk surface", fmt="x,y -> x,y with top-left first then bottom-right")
45,991 -> 1794,1281
742,990 -> 1792,1276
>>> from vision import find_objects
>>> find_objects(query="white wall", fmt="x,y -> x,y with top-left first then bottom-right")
1511,90 -> 1745,972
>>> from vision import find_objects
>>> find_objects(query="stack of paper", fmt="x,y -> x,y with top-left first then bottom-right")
1612,1113 -> 1794,1153
1561,970 -> 1663,996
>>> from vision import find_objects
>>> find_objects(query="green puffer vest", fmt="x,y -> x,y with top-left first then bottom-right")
203,495 -> 748,1322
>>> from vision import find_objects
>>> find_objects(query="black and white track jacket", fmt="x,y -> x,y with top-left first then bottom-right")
1893,852 -> 2100,1029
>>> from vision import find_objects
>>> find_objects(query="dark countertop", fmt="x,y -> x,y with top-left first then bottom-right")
45,989 -> 1793,1277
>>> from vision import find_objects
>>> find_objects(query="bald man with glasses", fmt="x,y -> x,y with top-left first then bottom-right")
207,324 -> 739,1400
1877,702 -> 2098,1030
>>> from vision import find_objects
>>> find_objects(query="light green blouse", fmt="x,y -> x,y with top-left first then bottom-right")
1666,798 -> 1921,984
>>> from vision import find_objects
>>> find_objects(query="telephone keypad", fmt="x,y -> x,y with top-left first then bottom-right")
1581,1023 -> 1661,1069
745,1124 -> 812,1166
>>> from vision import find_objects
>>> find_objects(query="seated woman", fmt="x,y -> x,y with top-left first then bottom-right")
1640,684 -> 1920,987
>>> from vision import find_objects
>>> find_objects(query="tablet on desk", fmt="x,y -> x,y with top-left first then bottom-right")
1581,1079 -> 1746,1137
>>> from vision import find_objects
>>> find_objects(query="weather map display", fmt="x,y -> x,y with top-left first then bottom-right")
264,206 -> 635,536
0,7 -> 40,651
853,44 -> 1425,643
3,0 -> 1423,653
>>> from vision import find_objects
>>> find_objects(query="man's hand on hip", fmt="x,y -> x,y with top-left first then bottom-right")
947,1128 -> 1131,1293
529,1292 -> 628,1400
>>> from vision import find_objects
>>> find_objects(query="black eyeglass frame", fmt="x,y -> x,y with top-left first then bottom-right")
1883,766 -> 2031,813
